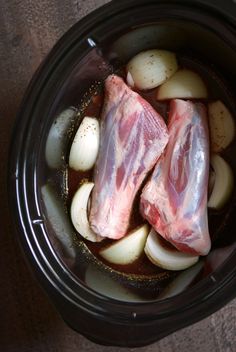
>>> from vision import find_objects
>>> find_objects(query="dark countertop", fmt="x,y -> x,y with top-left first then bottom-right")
0,1 -> 235,351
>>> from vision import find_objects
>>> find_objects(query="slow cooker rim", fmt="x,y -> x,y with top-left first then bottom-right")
9,0 -> 236,324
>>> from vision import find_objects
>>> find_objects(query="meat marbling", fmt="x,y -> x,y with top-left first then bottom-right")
89,74 -> 169,239
140,99 -> 211,256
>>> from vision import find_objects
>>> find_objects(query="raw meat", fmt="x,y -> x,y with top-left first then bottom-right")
140,99 -> 211,256
89,74 -> 169,239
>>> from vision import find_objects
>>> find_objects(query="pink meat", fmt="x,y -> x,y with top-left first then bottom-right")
140,99 -> 211,256
89,74 -> 169,239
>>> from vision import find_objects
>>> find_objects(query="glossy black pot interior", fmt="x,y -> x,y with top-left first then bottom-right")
9,0 -> 236,347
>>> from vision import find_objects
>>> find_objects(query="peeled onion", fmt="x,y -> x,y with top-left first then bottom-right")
157,69 -> 208,100
208,100 -> 235,152
159,261 -> 204,299
144,229 -> 199,271
99,225 -> 149,265
208,154 -> 234,210
41,185 -> 76,259
127,49 -> 178,90
85,266 -> 144,302
45,108 -> 77,169
69,116 -> 99,171
126,71 -> 135,88
70,182 -> 103,242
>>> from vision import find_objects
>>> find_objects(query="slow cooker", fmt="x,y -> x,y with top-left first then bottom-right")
9,0 -> 236,347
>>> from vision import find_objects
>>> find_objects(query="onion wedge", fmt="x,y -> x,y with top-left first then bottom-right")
144,229 -> 199,271
69,116 -> 99,171
126,71 -> 135,88
70,182 -> 103,242
208,154 -> 234,210
208,100 -> 235,152
157,69 -> 208,100
85,266 -> 144,302
159,261 -> 204,299
41,185 -> 76,259
99,225 -> 149,265
127,50 -> 178,90
45,107 -> 77,169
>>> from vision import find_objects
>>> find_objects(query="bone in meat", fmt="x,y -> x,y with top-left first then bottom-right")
89,74 -> 169,239
140,99 -> 211,256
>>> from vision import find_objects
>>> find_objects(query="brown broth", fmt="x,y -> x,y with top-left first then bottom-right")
85,92 -> 104,116
85,238 -> 164,276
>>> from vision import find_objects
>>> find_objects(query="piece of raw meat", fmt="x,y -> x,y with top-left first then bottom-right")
89,74 -> 169,239
140,99 -> 211,256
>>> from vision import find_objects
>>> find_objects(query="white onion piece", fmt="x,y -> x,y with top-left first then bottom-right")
208,167 -> 216,196
45,108 -> 77,169
41,185 -> 76,259
85,266 -> 144,302
157,69 -> 208,100
126,71 -> 135,88
144,229 -> 199,271
111,25 -> 186,62
99,225 -> 149,265
69,116 -> 99,171
208,154 -> 234,210
159,261 -> 204,299
70,182 -> 103,242
127,50 -> 178,90
208,100 -> 235,152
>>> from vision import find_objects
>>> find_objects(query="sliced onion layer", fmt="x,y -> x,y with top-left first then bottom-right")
159,261 -> 204,299
208,100 -> 235,152
45,107 -> 77,169
208,154 -> 234,210
99,225 -> 149,265
85,266 -> 144,302
41,185 -> 76,259
127,49 -> 178,90
70,182 -> 103,242
126,71 -> 135,88
69,116 -> 99,171
157,69 -> 208,100
144,229 -> 199,271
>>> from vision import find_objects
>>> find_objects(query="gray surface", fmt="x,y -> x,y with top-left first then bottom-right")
0,1 -> 235,351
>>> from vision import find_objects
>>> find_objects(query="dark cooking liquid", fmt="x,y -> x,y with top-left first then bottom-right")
67,58 -> 236,279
